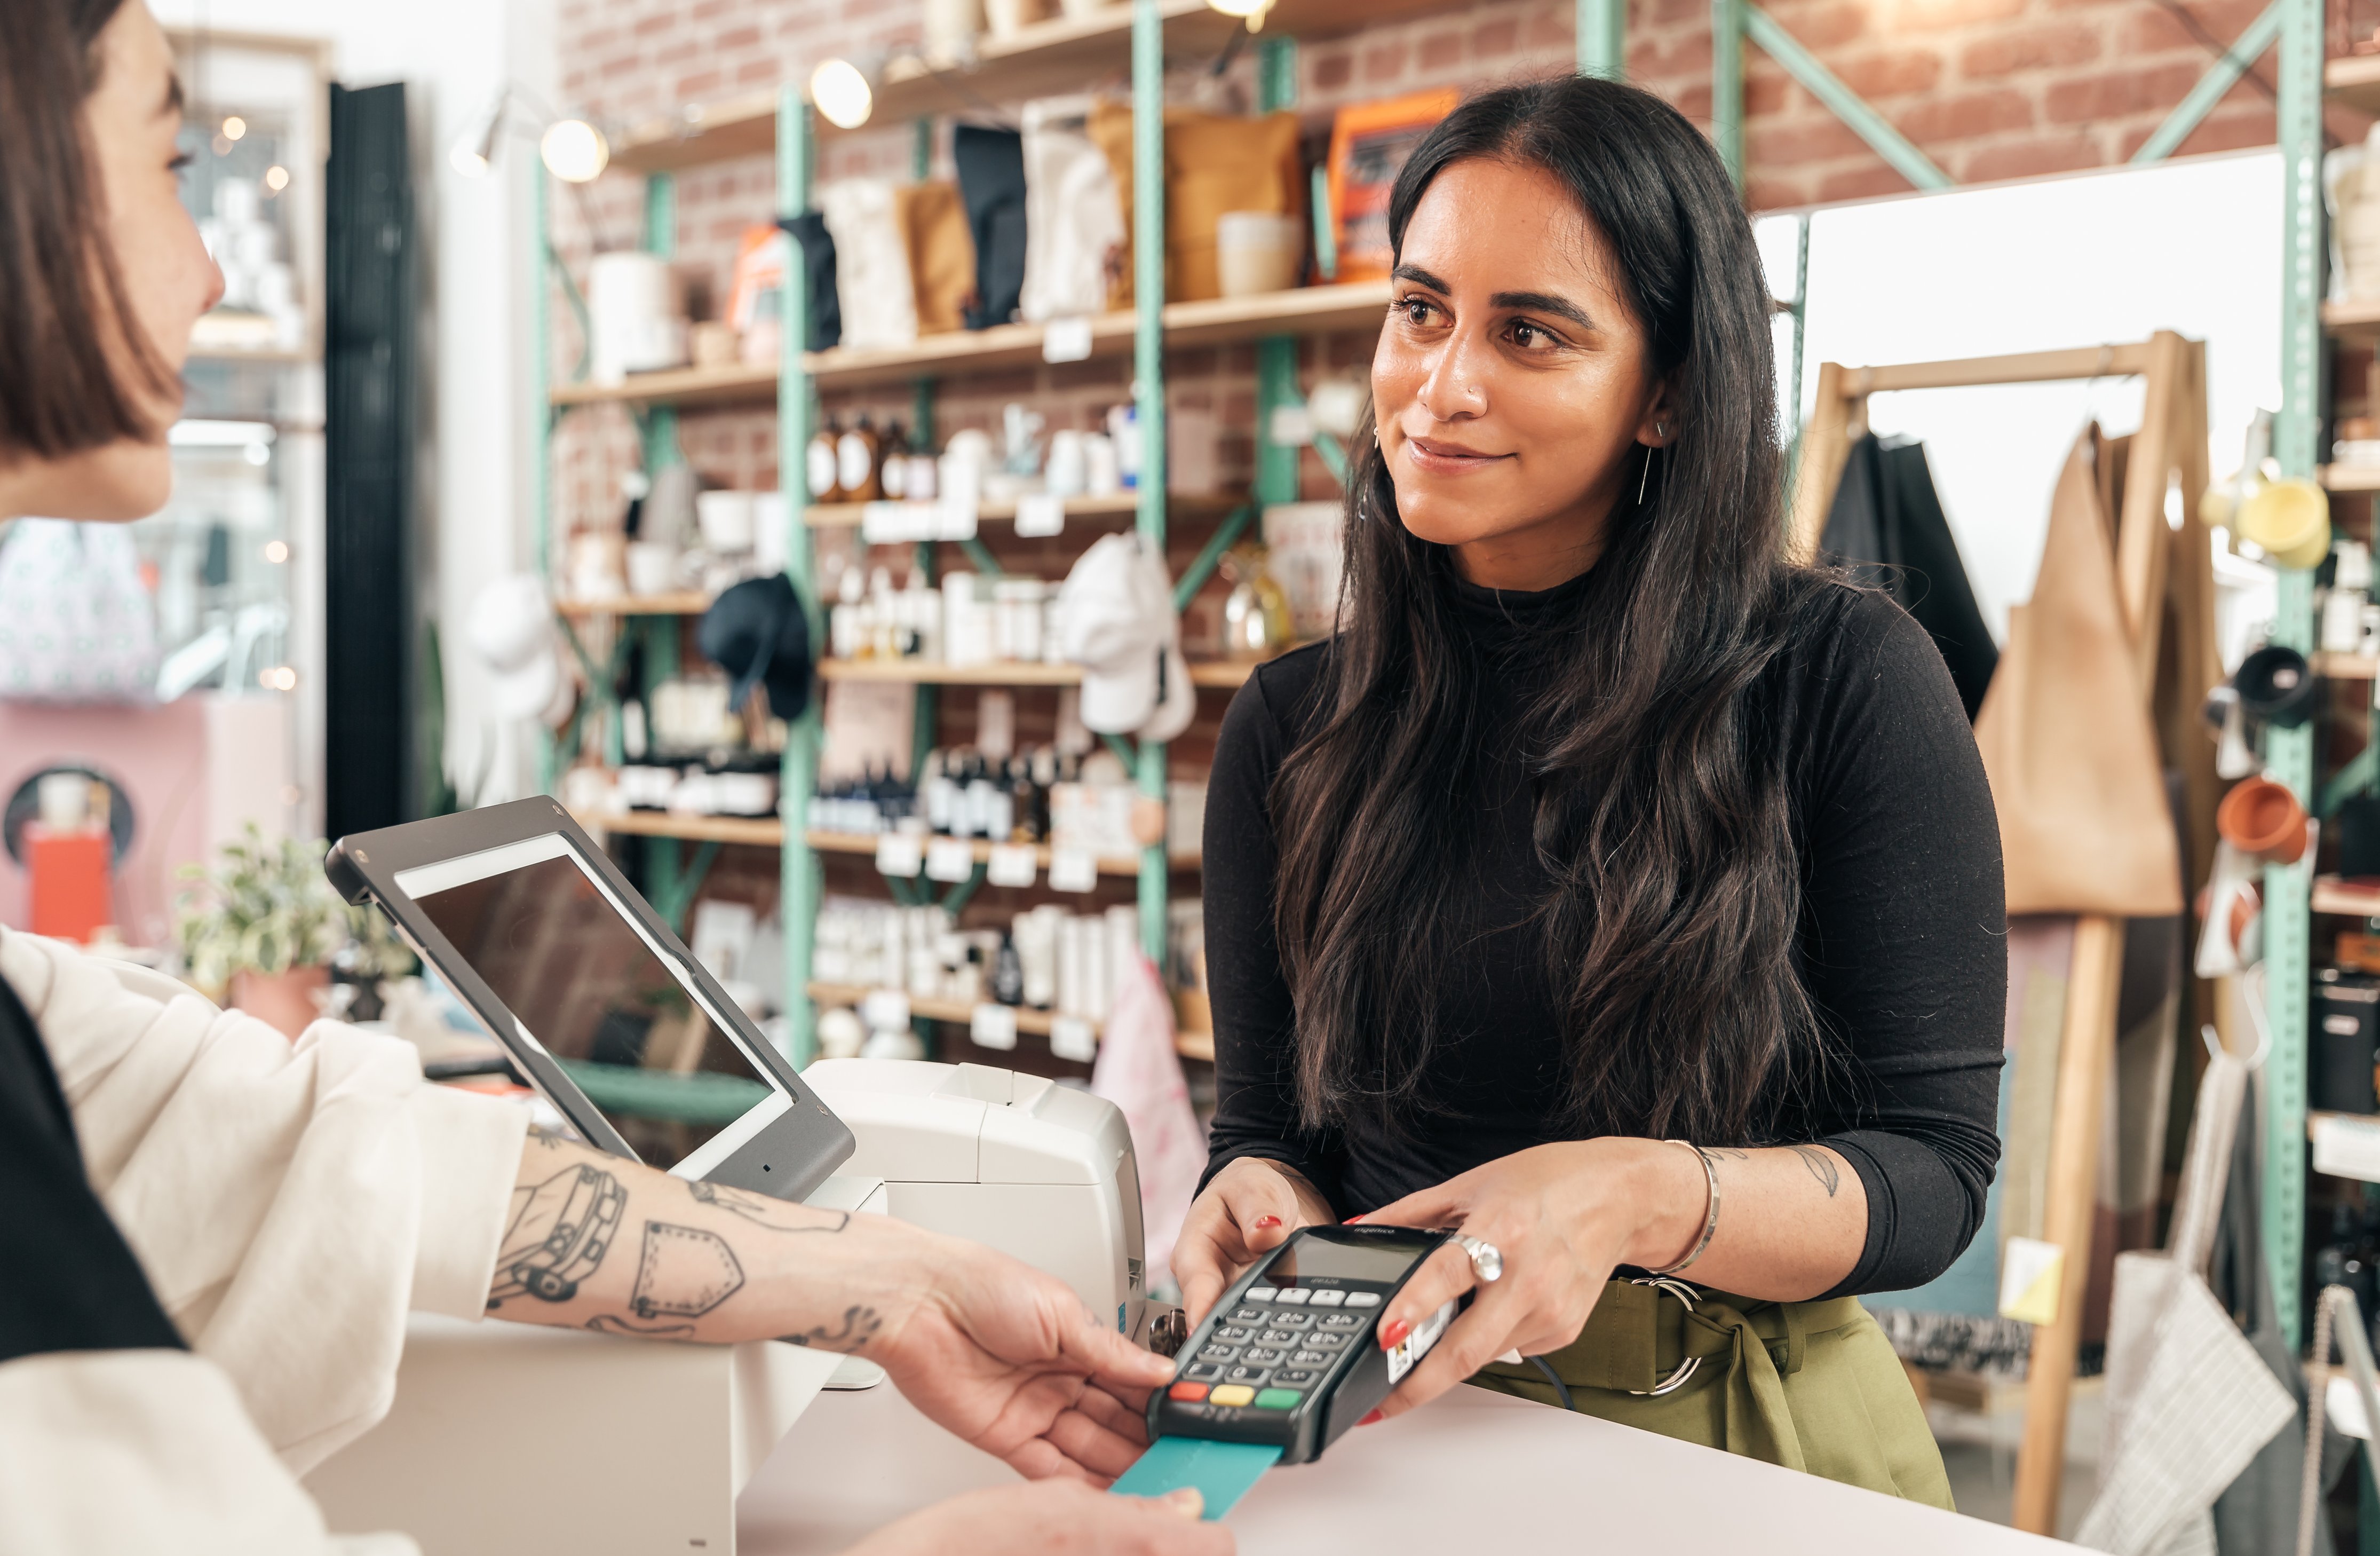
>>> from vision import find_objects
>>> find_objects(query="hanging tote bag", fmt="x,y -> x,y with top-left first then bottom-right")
1972,431 -> 2183,916
0,519 -> 161,704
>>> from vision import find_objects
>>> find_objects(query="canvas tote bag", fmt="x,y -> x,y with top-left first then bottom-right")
1972,430 -> 2183,916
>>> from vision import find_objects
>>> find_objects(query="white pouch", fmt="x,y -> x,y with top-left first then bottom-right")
818,179 -> 918,351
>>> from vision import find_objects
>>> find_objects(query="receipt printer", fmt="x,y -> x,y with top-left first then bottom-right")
803,1059 -> 1149,1341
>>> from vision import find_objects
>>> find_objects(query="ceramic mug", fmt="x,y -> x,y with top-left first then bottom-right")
2217,775 -> 2308,865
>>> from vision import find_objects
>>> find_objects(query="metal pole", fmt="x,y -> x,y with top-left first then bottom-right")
1255,36 -> 1300,511
533,172 -> 558,796
1711,0 -> 1744,190
1133,0 -> 1169,965
780,90 -> 824,1067
1575,0 -> 1624,79
2265,0 -> 2323,1349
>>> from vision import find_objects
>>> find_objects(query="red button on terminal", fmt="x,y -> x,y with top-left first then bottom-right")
1168,1381 -> 1210,1402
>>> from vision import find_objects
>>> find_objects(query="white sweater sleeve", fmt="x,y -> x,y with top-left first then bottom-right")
1,928 -> 529,1473
0,1349 -> 417,1556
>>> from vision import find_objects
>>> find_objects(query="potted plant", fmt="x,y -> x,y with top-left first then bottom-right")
176,825 -> 356,1039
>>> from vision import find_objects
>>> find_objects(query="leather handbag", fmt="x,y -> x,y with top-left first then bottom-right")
1972,431 -> 2184,916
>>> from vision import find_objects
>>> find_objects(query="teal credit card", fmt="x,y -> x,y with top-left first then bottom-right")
1109,1436 -> 1284,1520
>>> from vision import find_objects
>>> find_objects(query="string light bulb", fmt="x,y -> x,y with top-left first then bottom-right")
810,58 -> 874,131
540,118 -> 610,183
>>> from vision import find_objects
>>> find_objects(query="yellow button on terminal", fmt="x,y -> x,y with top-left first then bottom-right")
1208,1384 -> 1257,1408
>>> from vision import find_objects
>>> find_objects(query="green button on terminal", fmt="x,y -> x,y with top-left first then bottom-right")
1252,1388 -> 1303,1410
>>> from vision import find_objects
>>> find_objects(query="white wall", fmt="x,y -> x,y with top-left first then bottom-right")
1758,149 -> 2283,647
152,0 -> 553,808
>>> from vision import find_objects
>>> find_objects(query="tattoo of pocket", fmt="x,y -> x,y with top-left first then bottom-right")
781,1305 -> 884,1351
1788,1145 -> 1840,1198
487,1164 -> 628,1309
632,1223 -> 747,1320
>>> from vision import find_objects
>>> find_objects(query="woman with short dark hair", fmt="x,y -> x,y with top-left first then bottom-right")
1175,78 -> 2004,1504
0,7 -> 1218,1552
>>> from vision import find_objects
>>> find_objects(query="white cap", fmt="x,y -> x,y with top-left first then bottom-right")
1057,533 -> 1193,743
468,575 -> 566,722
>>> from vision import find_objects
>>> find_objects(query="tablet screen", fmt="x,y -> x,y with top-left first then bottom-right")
396,833 -> 785,1174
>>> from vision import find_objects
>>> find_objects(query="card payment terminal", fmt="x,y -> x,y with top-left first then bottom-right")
1112,1226 -> 1460,1518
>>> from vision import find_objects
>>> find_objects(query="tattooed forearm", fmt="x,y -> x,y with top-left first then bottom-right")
1788,1144 -> 1840,1197
488,1164 -> 627,1309
688,1179 -> 850,1233
781,1305 -> 884,1352
632,1223 -> 747,1320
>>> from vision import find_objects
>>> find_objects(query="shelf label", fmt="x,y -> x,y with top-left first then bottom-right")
935,494 -> 979,541
1049,847 -> 1098,892
861,989 -> 911,1032
970,1002 -> 1019,1051
874,832 -> 923,878
1042,314 -> 1094,364
1050,1015 -> 1097,1063
1014,492 -> 1065,538
987,843 -> 1038,888
925,836 -> 977,883
1996,1236 -> 2062,1325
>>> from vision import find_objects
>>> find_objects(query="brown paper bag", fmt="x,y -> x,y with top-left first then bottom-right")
897,180 -> 975,337
1089,103 -> 1303,306
1973,431 -> 2183,916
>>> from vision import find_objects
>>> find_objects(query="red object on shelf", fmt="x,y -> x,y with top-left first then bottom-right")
27,825 -> 111,943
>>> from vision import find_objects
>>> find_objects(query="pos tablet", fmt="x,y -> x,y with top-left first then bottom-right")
327,797 -> 853,1202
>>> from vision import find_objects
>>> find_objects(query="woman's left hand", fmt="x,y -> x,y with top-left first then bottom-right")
1354,1138 -> 1704,1420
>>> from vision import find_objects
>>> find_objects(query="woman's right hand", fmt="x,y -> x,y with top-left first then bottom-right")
1171,1158 -> 1338,1326
845,1480 -> 1232,1556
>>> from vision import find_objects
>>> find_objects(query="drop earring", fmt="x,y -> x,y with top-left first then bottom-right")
1637,445 -> 1653,505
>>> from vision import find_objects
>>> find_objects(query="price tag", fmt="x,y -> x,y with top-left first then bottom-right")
1042,314 -> 1094,364
1049,847 -> 1098,892
861,989 -> 912,1031
925,836 -> 977,883
1013,492 -> 1065,538
935,494 -> 980,541
970,1002 -> 1019,1051
874,832 -> 923,878
987,843 -> 1038,888
1050,1015 -> 1098,1063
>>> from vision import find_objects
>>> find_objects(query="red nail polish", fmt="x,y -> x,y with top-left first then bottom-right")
1252,1215 -> 1282,1229
1358,1409 -> 1384,1426
1378,1318 -> 1410,1349
1344,1214 -> 1367,1224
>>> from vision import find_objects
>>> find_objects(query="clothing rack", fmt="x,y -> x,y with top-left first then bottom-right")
1790,333 -> 2213,1537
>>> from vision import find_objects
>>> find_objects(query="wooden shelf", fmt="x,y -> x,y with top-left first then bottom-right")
2314,875 -> 2380,917
609,0 -> 1457,173
2324,463 -> 2380,493
556,590 -> 715,618
577,809 -> 786,846
550,361 -> 778,409
2315,652 -> 2380,678
2326,298 -> 2380,341
804,980 -> 1214,1061
2330,54 -> 2380,114
804,492 -> 1236,529
547,283 -> 1389,404
818,657 -> 1257,688
804,829 -> 1197,875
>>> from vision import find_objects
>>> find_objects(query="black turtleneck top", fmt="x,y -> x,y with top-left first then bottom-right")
1199,574 -> 2006,1298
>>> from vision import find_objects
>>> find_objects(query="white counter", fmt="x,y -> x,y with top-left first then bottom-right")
736,1380 -> 2078,1554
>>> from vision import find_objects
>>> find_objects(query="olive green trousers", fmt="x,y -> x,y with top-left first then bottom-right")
1470,1280 -> 1954,1510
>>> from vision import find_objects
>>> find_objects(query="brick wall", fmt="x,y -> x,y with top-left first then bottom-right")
546,0 -> 2358,552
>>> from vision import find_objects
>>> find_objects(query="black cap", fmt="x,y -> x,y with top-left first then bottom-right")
699,574 -> 812,722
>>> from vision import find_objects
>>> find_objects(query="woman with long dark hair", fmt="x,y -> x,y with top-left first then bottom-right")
1175,77 -> 2003,1503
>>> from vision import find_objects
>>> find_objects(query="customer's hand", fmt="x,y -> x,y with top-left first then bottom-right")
1171,1157 -> 1338,1325
871,1234 -> 1177,1483
1356,1139 -> 1700,1419
843,1480 -> 1233,1556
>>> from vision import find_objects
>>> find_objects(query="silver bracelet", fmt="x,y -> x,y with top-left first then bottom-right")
1643,1140 -> 1719,1277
